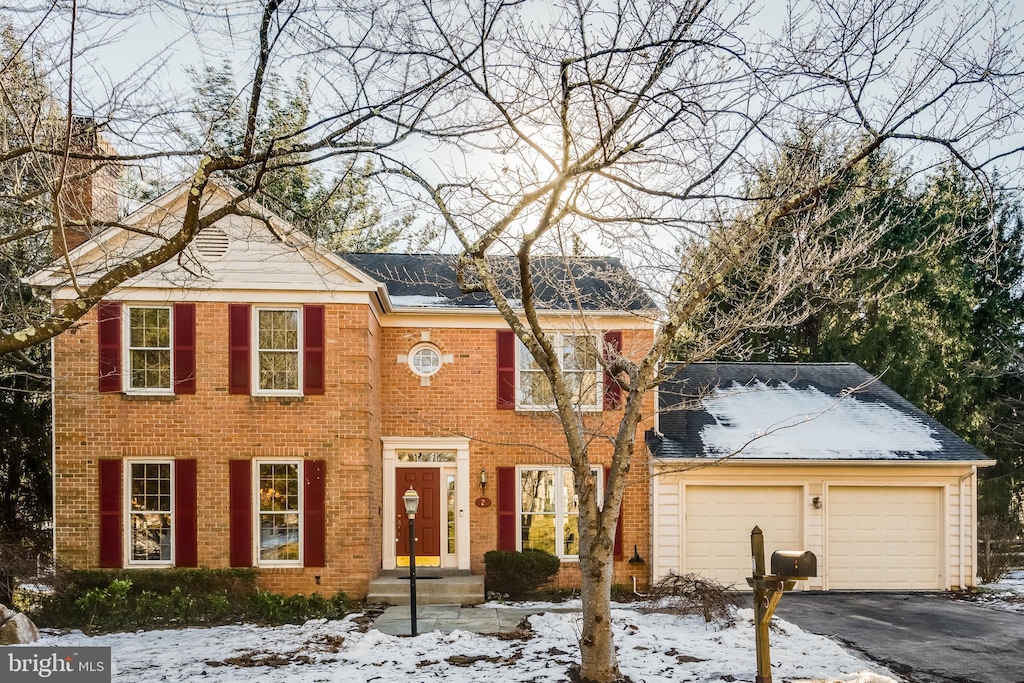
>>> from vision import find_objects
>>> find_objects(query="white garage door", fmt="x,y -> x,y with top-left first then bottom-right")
684,486 -> 803,588
827,486 -> 943,589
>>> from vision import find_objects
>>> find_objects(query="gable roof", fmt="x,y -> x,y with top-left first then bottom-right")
341,253 -> 656,312
649,362 -> 990,462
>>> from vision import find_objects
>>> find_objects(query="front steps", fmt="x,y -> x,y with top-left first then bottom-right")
366,569 -> 485,606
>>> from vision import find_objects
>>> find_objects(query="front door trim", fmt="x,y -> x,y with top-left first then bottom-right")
382,437 -> 470,571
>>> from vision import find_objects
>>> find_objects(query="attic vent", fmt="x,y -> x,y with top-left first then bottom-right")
194,227 -> 230,259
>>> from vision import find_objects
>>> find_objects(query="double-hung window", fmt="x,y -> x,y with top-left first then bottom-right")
128,461 -> 173,564
126,306 -> 172,392
254,308 -> 301,394
256,461 -> 302,564
517,334 -> 601,410
518,466 -> 600,559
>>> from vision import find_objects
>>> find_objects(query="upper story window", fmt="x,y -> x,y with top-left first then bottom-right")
408,343 -> 442,378
517,335 -> 601,410
228,304 -> 324,396
255,308 -> 301,394
126,306 -> 172,392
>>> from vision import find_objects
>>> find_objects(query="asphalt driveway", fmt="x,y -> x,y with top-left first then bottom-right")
773,592 -> 1024,683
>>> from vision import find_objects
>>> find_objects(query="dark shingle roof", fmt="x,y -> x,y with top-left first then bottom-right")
341,253 -> 655,311
648,362 -> 989,462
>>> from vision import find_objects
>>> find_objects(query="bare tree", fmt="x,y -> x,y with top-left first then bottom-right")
388,0 -> 1024,679
0,0 -> 460,358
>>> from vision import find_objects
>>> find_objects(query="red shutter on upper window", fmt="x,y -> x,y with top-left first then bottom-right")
303,305 -> 325,395
303,460 -> 326,567
228,460 -> 252,567
604,467 -> 624,560
98,459 -> 122,568
174,459 -> 198,567
97,301 -> 122,393
497,466 -> 517,551
173,303 -> 196,394
496,330 -> 516,409
228,304 -> 251,395
603,330 -> 623,411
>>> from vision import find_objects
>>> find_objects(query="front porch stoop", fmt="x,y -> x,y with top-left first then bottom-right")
366,570 -> 485,606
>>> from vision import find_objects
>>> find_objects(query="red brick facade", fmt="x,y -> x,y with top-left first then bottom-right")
53,299 -> 654,596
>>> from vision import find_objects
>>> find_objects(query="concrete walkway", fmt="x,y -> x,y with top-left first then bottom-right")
373,604 -> 579,636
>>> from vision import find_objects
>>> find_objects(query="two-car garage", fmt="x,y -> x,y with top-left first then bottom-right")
651,471 -> 969,591
649,362 -> 991,592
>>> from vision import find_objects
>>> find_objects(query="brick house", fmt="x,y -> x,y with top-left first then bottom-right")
28,181 -> 657,600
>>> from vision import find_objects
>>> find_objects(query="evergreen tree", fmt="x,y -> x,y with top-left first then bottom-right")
718,143 -> 1024,522
181,63 -> 420,252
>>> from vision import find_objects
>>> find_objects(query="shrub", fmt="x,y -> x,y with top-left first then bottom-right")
978,515 -> 1024,583
32,568 -> 349,632
640,572 -> 739,625
484,549 -> 560,598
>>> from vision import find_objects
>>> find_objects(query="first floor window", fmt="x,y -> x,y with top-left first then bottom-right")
519,466 -> 599,558
255,308 -> 300,393
257,462 -> 301,563
129,462 -> 172,563
127,306 -> 172,391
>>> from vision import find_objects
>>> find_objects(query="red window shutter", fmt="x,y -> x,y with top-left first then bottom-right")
497,466 -> 517,551
496,330 -> 516,409
603,330 -> 623,411
303,305 -> 325,395
173,303 -> 197,394
98,459 -> 122,568
303,460 -> 326,567
97,301 -> 122,393
604,467 -> 624,560
174,459 -> 198,567
228,460 -> 252,567
228,304 -> 251,395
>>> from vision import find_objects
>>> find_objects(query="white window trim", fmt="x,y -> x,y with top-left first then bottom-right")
408,342 -> 443,378
515,333 -> 603,411
253,459 -> 304,567
516,465 -> 601,561
123,305 -> 174,394
124,459 -> 175,567
251,306 -> 304,397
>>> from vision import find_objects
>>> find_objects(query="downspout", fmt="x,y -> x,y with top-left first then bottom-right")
958,468 -> 973,590
50,319 -> 57,570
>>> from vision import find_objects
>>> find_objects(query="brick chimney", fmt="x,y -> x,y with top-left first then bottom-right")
53,118 -> 120,257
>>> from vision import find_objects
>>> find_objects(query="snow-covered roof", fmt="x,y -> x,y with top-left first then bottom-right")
649,362 -> 991,462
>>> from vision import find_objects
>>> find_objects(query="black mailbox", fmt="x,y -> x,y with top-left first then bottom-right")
770,550 -> 817,578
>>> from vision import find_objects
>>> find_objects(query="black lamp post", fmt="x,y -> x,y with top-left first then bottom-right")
402,486 -> 420,636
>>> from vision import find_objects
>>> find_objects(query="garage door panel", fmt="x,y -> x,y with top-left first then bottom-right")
684,486 -> 802,588
828,486 -> 942,590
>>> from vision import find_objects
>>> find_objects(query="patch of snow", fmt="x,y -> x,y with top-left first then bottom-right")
19,605 -> 897,683
974,570 -> 1024,614
389,295 -> 453,307
699,381 -> 941,459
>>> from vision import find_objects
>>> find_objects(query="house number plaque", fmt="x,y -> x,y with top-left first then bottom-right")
474,497 -> 492,508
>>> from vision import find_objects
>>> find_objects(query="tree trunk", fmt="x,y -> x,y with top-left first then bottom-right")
577,516 -> 620,682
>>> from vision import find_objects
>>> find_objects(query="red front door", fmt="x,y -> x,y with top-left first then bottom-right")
396,468 -> 441,564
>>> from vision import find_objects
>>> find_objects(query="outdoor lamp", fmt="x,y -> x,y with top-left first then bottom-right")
403,485 -> 420,637
479,469 -> 488,494
403,486 -> 420,518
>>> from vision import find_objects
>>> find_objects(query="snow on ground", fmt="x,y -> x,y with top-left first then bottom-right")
974,570 -> 1024,614
24,604 -> 898,683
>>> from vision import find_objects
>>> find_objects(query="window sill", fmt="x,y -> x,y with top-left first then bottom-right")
122,393 -> 179,402
250,395 -> 305,405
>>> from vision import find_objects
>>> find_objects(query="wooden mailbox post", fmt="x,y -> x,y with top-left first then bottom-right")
746,526 -> 817,683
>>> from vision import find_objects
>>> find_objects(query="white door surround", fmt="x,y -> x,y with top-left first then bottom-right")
382,437 -> 471,571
